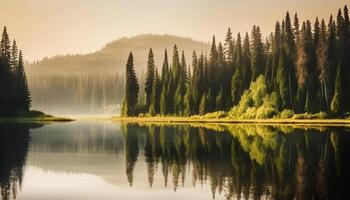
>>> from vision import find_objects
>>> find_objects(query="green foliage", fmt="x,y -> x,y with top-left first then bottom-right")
145,48 -> 155,109
199,94 -> 207,116
174,75 -> 185,115
292,112 -> 328,119
231,66 -> 243,105
279,109 -> 295,118
203,111 -> 228,119
160,81 -> 168,115
0,27 -> 31,116
122,52 -> 139,116
229,76 -> 279,119
331,64 -> 343,115
215,88 -> 223,111
120,7 -> 350,117
183,83 -> 194,116
276,51 -> 289,109
251,26 -> 264,80
149,71 -> 161,116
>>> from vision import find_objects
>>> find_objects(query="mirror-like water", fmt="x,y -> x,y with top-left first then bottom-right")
0,121 -> 349,200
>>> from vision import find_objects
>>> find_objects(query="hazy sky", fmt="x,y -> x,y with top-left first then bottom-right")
0,0 -> 348,61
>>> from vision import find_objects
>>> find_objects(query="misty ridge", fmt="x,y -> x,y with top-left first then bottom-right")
26,35 -> 208,115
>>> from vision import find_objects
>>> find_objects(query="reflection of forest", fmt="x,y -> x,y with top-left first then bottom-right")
0,124 -> 31,200
1,122 -> 350,200
122,124 -> 350,199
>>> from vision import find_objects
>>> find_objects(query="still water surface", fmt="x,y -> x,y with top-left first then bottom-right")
0,121 -> 349,199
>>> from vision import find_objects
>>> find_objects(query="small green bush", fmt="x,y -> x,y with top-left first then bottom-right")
228,76 -> 279,119
292,113 -> 311,119
292,112 -> 328,119
204,111 -> 228,119
310,112 -> 328,119
279,109 -> 294,118
256,105 -> 277,119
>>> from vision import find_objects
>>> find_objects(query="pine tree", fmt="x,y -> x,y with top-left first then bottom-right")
122,52 -> 139,116
295,22 -> 308,109
217,42 -> 229,109
242,32 -> 252,89
160,81 -> 168,115
0,26 -> 12,115
271,22 -> 281,91
251,25 -> 264,80
161,49 -> 169,81
192,52 -> 203,113
284,12 -> 296,109
0,27 -> 31,115
174,74 -> 185,115
180,51 -> 187,81
16,50 -> 31,112
1,26 -> 11,66
327,15 -> 337,102
172,45 -> 181,86
305,20 -> 317,113
166,73 -> 175,114
198,94 -> 207,116
224,28 -> 234,63
145,48 -> 155,109
160,49 -> 170,115
234,33 -> 243,67
149,69 -> 161,115
184,83 -> 194,116
231,63 -> 243,105
331,64 -> 344,114
208,36 -> 218,106
11,40 -> 18,68
215,87 -> 223,111
206,89 -> 214,112
317,19 -> 329,111
277,50 -> 289,109
294,13 -> 300,43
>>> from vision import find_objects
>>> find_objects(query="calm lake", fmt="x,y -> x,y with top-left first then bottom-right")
0,121 -> 349,200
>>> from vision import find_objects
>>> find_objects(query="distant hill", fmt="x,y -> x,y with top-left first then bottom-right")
27,34 -> 209,75
26,34 -> 208,115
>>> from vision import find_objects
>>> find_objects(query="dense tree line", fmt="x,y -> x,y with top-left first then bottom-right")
122,6 -> 350,117
0,27 -> 31,116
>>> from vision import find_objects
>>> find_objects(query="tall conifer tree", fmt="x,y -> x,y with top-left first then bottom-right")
122,52 -> 139,116
145,48 -> 155,109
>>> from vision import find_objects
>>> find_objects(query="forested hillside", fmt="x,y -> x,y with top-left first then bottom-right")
27,34 -> 208,74
122,6 -> 350,118
25,35 -> 207,115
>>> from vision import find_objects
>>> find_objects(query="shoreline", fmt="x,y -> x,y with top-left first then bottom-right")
0,116 -> 74,123
112,116 -> 350,126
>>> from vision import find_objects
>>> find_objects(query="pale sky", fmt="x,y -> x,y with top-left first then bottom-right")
0,0 -> 348,61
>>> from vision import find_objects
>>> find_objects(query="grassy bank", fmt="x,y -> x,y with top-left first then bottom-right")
112,116 -> 350,126
0,110 -> 74,123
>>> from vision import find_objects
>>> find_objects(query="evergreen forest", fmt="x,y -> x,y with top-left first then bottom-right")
122,6 -> 350,119
0,26 -> 31,117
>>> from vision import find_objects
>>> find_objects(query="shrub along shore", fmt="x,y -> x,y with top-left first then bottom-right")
113,113 -> 350,126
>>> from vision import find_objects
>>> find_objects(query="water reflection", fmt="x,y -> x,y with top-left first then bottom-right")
0,123 -> 33,200
122,124 -> 350,199
0,122 -> 350,200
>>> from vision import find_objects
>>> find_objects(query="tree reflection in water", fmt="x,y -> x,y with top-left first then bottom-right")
122,123 -> 350,200
0,123 -> 33,200
0,123 -> 350,200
